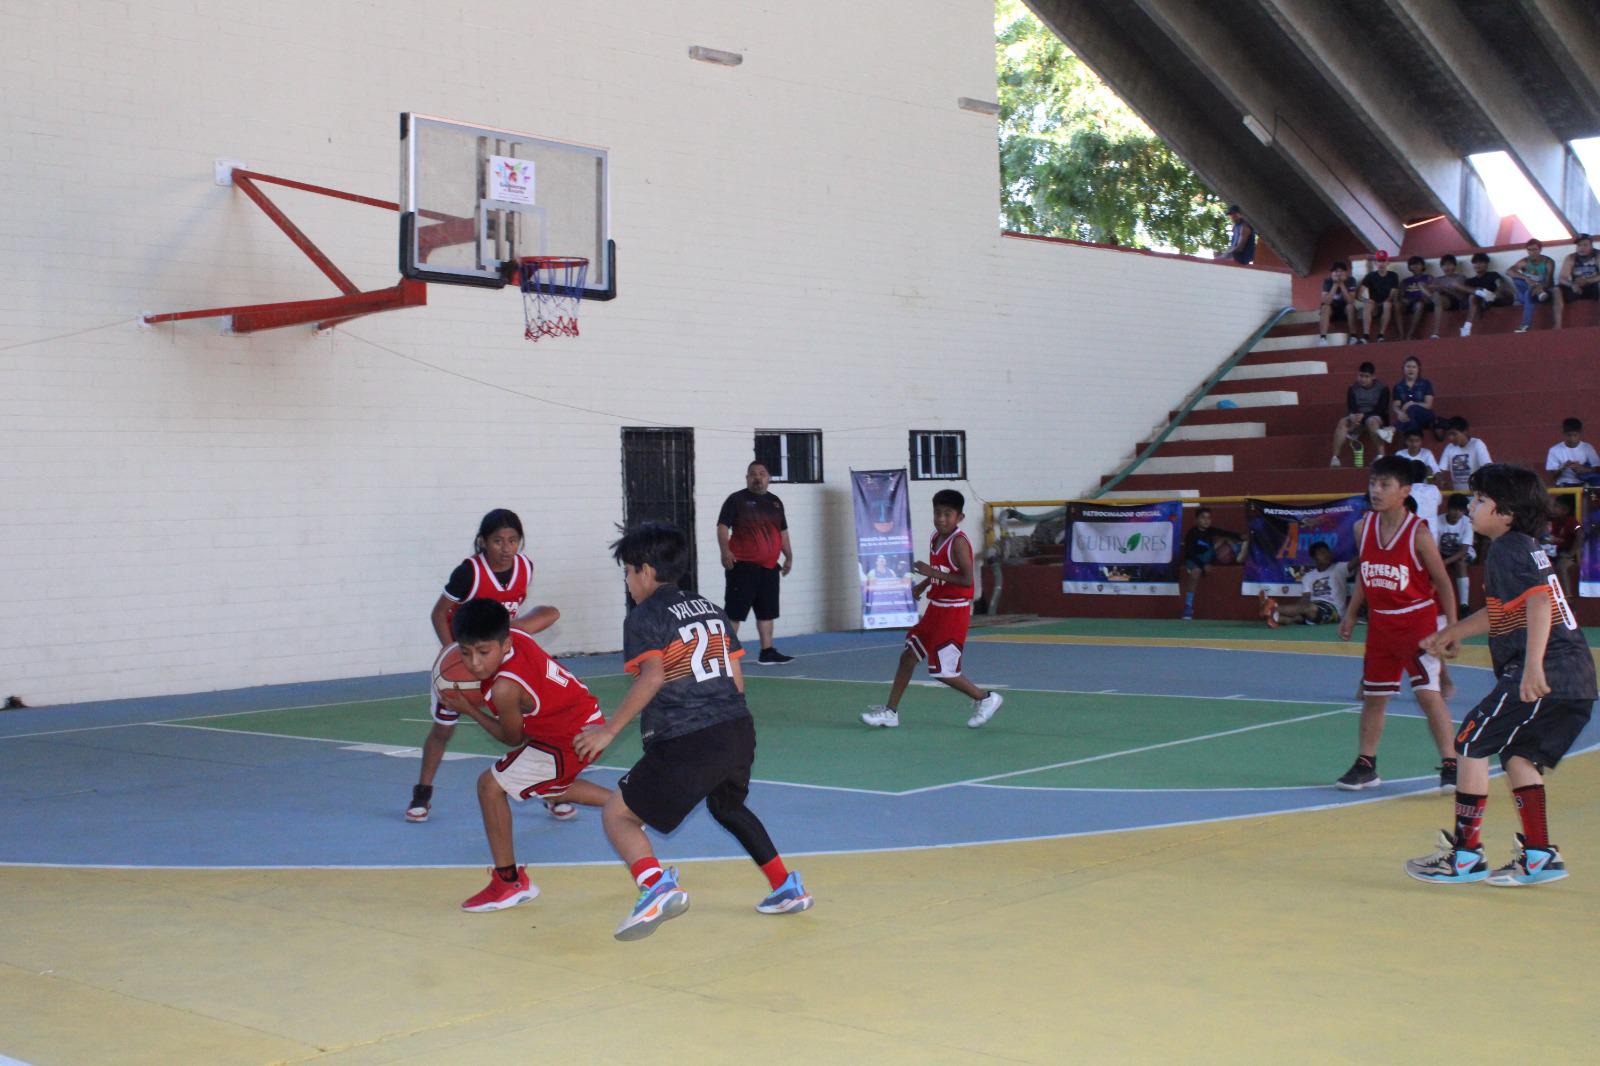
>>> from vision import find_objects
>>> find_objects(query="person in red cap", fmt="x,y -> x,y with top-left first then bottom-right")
1357,251 -> 1402,343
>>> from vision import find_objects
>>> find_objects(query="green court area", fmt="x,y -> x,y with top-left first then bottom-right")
180,676 -> 1446,794
978,617 -> 1570,646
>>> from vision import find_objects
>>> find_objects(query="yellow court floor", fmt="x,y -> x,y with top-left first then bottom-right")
4,756 -> 1599,1065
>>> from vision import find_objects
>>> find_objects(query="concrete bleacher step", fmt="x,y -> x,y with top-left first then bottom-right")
1252,333 -> 1349,351
1221,360 -> 1327,382
1160,422 -> 1265,442
1183,388 -> 1600,435
1130,454 -> 1233,475
1194,390 -> 1298,410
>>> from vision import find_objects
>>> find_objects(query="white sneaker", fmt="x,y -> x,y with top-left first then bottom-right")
1538,291 -> 1550,303
860,706 -> 899,728
1459,321 -> 1472,336
1376,427 -> 1395,443
968,691 -> 1004,728
1329,456 -> 1341,467
544,799 -> 577,821
1317,335 -> 1329,347
1474,289 -> 1492,301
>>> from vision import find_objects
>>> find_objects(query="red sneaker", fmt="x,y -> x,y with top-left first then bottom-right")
544,799 -> 577,821
1256,590 -> 1273,620
460,867 -> 540,912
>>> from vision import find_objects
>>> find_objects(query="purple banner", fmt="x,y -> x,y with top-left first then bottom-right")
1582,488 -> 1600,598
1243,495 -> 1368,595
851,469 -> 919,628
1063,500 -> 1181,595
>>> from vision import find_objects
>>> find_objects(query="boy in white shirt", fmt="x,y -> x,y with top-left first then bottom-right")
1544,417 -> 1600,487
1406,457 -> 1442,533
1399,428 -> 1439,477
1259,542 -> 1349,627
1434,493 -> 1475,611
1437,416 -> 1491,492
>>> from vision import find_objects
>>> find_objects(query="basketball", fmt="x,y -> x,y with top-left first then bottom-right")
431,643 -> 485,708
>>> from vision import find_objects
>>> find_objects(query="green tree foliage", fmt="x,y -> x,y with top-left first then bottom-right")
996,0 -> 1230,254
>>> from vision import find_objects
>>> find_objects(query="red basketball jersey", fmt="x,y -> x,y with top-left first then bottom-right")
446,552 -> 533,624
1357,512 -> 1436,616
481,630 -> 603,743
926,529 -> 974,605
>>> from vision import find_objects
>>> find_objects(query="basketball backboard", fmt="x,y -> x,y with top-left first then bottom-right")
399,113 -> 613,297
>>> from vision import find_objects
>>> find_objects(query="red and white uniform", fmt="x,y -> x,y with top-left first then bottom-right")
1357,512 -> 1442,696
445,553 -> 533,622
483,630 -> 606,800
432,552 -> 534,725
906,529 -> 974,678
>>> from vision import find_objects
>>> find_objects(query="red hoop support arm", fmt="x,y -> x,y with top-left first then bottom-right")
140,169 -> 426,334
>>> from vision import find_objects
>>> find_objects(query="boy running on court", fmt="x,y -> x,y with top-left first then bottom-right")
443,598 -> 613,912
1336,456 -> 1460,792
1405,464 -> 1595,886
572,522 -> 812,941
861,489 -> 1004,729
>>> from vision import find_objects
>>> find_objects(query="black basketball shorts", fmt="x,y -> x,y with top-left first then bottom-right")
724,561 -> 780,622
618,716 -> 756,834
1454,682 -> 1593,770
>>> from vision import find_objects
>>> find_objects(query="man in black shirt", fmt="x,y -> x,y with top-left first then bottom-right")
1357,250 -> 1401,342
1408,465 -> 1595,887
1461,251 -> 1513,337
575,522 -> 813,940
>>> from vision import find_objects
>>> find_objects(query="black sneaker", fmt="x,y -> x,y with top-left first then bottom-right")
756,647 -> 795,665
1437,760 -> 1458,794
1334,756 -> 1380,791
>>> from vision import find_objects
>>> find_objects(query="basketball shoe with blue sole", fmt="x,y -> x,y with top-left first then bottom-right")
614,867 -> 690,941
756,871 -> 814,914
1486,834 -> 1568,887
1404,829 -> 1488,884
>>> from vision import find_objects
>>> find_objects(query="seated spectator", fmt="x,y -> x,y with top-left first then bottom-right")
1318,261 -> 1361,345
1544,416 -> 1600,486
1399,256 -> 1434,339
1460,251 -> 1514,336
1330,360 -> 1392,467
1224,204 -> 1256,265
1408,458 -> 1442,532
1546,493 -> 1581,600
1257,542 -> 1348,628
1397,427 -> 1440,479
1436,416 -> 1491,492
1427,254 -> 1469,338
1507,237 -> 1563,333
1434,493 -> 1475,612
1558,233 -> 1598,318
1179,507 -> 1244,621
1389,355 -> 1435,436
1357,251 -> 1401,342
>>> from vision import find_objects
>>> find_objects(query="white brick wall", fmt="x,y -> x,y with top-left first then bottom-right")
0,0 -> 1289,703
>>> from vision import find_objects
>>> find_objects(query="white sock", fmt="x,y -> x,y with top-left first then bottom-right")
1456,577 -> 1469,607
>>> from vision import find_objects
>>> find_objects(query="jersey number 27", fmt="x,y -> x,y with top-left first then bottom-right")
678,619 -> 733,682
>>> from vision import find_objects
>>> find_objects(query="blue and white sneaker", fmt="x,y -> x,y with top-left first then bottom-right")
1486,834 -> 1568,888
1404,829 -> 1488,884
756,871 -> 814,915
613,867 -> 690,941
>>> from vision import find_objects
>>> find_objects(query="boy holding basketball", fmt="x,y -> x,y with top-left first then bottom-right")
1406,464 -> 1594,886
1336,456 -> 1459,792
861,489 -> 1004,728
442,598 -> 614,912
573,523 -> 812,941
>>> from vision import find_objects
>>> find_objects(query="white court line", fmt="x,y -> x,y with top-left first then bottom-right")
892,707 -> 1355,796
0,1053 -> 38,1066
762,673 -> 1361,707
0,694 -> 419,742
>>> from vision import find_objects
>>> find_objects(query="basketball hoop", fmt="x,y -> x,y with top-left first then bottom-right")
518,256 -> 588,341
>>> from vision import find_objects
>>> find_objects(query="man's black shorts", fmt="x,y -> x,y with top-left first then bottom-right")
725,560 -> 780,621
618,715 -> 756,834
1560,282 -> 1599,303
1454,682 -> 1593,770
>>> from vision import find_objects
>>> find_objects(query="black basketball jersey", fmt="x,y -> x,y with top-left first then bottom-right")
623,585 -> 749,746
1483,532 -> 1596,700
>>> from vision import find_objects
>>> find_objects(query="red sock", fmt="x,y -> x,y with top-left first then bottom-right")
760,856 -> 790,890
1513,784 -> 1549,848
630,857 -> 664,889
1453,793 -> 1486,850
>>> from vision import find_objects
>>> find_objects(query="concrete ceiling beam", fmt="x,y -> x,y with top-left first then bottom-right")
1025,0 -> 1324,273
1384,0 -> 1600,235
1518,0 -> 1600,134
1259,0 -> 1492,247
1129,0 -> 1407,257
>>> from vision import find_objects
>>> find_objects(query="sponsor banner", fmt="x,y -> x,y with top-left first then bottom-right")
1582,489 -> 1600,597
1063,501 -> 1181,595
852,469 -> 919,628
1243,495 -> 1368,595
487,155 -> 536,204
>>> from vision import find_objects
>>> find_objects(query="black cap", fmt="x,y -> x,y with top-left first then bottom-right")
1226,204 -> 1242,214
1578,233 -> 1593,242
